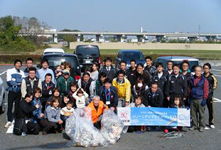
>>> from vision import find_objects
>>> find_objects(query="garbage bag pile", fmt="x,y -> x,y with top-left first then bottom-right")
101,110 -> 124,144
65,108 -> 124,147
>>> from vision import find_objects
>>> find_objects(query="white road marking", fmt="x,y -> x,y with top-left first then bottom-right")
214,98 -> 221,103
0,71 -> 6,76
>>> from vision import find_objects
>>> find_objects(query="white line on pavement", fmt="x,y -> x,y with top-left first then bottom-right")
214,98 -> 221,103
0,71 -> 6,76
214,74 -> 221,78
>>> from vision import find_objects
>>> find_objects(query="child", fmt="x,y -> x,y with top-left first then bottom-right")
129,95 -> 146,133
172,96 -> 185,108
69,82 -> 79,108
73,88 -> 89,108
13,93 -> 39,136
60,101 -> 74,128
164,96 -> 184,133
40,97 -> 63,135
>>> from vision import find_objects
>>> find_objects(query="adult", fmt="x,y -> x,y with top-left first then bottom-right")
37,59 -> 55,83
126,59 -> 137,88
87,96 -> 108,129
203,63 -> 218,129
189,66 -> 209,132
112,70 -> 131,107
99,78 -> 118,111
21,67 -> 42,98
77,72 -> 94,98
136,63 -> 151,87
165,64 -> 187,107
152,62 -> 167,93
144,56 -> 156,76
5,59 -> 25,128
41,73 -> 55,112
57,69 -> 74,96
95,72 -> 107,95
165,61 -> 173,76
143,82 -> 164,107
24,58 -> 34,77
99,57 -> 116,82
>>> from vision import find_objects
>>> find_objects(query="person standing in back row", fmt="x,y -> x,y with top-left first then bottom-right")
165,64 -> 187,107
203,63 -> 218,129
37,59 -> 55,83
144,56 -> 156,76
5,59 -> 25,128
99,57 -> 116,82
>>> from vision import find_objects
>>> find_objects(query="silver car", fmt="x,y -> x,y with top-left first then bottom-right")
0,77 -> 5,114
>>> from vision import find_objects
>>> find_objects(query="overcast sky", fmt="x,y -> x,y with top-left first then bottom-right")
0,0 -> 221,33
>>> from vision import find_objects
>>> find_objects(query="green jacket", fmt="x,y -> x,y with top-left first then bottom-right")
57,76 -> 74,94
95,79 -> 103,95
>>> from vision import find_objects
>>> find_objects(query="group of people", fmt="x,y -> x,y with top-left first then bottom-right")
4,55 -> 217,136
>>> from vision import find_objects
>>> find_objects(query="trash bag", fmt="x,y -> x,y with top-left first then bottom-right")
101,110 -> 124,144
65,108 -> 107,147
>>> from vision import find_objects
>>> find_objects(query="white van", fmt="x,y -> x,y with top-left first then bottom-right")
43,48 -> 65,55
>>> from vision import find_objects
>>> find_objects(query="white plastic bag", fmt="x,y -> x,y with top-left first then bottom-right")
101,110 -> 124,144
65,108 -> 107,147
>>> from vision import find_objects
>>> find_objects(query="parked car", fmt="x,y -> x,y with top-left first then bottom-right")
40,54 -> 81,80
0,77 -> 5,115
115,50 -> 145,69
153,56 -> 199,72
43,48 -> 65,55
74,45 -> 100,72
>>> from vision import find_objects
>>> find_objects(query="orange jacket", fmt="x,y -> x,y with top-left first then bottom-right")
87,101 -> 108,123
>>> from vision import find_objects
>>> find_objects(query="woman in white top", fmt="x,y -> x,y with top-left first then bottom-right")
89,63 -> 99,81
72,88 -> 89,108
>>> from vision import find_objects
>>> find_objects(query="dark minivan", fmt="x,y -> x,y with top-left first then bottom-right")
41,54 -> 81,80
74,45 -> 100,72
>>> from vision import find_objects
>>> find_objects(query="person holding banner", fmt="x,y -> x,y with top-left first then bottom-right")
165,64 -> 187,107
143,82 -> 164,107
189,66 -> 209,132
112,70 -> 131,107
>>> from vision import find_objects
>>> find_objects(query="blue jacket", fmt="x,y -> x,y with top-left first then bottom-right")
44,105 -> 61,123
31,98 -> 42,123
6,68 -> 25,93
189,76 -> 205,99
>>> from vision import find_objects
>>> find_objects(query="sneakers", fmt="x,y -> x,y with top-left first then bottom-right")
210,125 -> 215,129
4,121 -> 12,128
22,132 -> 27,136
42,132 -> 47,135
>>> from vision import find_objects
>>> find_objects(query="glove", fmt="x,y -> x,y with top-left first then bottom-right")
186,106 -> 190,110
201,99 -> 207,106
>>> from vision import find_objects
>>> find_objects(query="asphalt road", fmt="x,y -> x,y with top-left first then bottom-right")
0,65 -> 221,150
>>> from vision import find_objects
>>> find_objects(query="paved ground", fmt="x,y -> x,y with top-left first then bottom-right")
0,65 -> 221,150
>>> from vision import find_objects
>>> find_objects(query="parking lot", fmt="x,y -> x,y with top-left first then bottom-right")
0,64 -> 221,150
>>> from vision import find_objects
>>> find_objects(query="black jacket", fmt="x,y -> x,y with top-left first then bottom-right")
99,86 -> 118,108
145,65 -> 156,76
126,67 -> 137,87
42,81 -> 55,101
99,65 -> 116,82
165,74 -> 188,98
136,71 -> 152,86
152,71 -> 167,93
143,88 -> 164,107
17,98 -> 36,119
